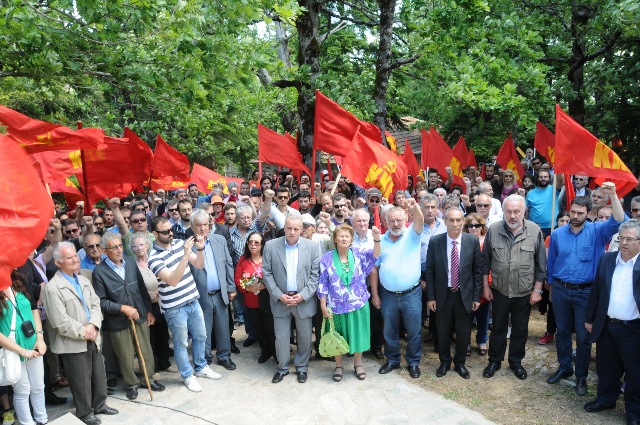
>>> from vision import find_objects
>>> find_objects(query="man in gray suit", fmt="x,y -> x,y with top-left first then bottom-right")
263,213 -> 320,384
189,210 -> 237,371
425,207 -> 483,379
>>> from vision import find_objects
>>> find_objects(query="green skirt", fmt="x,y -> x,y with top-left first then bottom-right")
332,303 -> 371,355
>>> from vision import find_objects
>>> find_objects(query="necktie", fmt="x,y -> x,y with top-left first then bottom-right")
451,240 -> 460,290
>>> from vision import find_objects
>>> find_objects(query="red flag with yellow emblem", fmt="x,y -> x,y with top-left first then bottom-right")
421,127 -> 464,187
534,122 -> 556,165
403,139 -> 421,180
190,163 -> 244,195
452,136 -> 470,171
340,126 -> 408,199
495,135 -> 526,184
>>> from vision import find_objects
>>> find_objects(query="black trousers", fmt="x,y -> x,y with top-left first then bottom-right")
488,289 -> 531,365
60,341 -> 108,419
595,320 -> 640,421
436,290 -> 471,366
150,302 -> 172,371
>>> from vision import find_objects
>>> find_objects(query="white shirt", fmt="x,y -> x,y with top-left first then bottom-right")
608,252 -> 640,320
446,234 -> 462,288
285,239 -> 299,292
352,229 -> 374,250
490,198 -> 504,221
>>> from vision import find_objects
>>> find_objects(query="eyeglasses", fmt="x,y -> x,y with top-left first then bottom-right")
532,161 -> 541,165
156,229 -> 173,235
168,208 -> 178,213
65,228 -> 79,234
631,208 -> 640,213
369,199 -> 381,203
466,223 -> 483,229
132,244 -> 147,250
277,196 -> 289,200
105,244 -> 123,250
84,244 -> 101,250
131,217 -> 147,224
334,204 -> 346,208
476,204 -> 490,208
574,177 -> 587,181
247,240 -> 262,245
619,237 -> 640,244
134,208 -> 148,213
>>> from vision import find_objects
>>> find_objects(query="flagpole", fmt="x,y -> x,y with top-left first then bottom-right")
77,121 -> 91,208
258,160 -> 262,183
330,172 -> 341,196
550,173 -> 557,234
311,148 -> 317,192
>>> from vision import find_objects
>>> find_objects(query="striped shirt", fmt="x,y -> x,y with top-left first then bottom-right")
148,239 -> 199,312
229,218 -> 265,266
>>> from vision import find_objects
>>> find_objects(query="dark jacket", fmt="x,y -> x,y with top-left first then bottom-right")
92,255 -> 153,332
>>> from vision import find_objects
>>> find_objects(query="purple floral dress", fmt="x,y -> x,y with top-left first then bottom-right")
317,247 -> 376,314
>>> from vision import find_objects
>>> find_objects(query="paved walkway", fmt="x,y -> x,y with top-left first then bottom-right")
48,334 -> 494,425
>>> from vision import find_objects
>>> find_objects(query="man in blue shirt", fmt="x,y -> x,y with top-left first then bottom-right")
80,234 -> 106,272
547,182 -> 627,396
525,170 -> 559,237
371,198 -> 424,378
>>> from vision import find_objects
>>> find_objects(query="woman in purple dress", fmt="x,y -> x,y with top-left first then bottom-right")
318,224 -> 381,382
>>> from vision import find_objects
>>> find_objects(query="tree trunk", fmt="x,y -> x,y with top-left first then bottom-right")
567,3 -> 589,124
373,0 -> 397,145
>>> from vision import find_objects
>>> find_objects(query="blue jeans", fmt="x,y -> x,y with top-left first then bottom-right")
164,301 -> 207,379
471,301 -> 490,346
380,285 -> 422,367
552,284 -> 592,379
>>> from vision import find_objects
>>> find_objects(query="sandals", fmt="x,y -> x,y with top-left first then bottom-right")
354,364 -> 366,381
53,376 -> 69,388
333,366 -> 343,382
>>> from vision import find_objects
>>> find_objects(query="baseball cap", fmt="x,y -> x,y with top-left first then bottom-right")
367,188 -> 382,199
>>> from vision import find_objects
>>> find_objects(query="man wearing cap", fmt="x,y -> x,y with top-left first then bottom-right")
366,188 -> 383,229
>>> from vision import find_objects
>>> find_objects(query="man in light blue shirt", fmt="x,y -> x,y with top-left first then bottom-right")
525,170 -> 559,237
371,199 -> 424,379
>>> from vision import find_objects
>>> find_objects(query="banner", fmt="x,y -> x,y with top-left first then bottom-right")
258,123 -> 310,175
190,163 -> 244,195
152,134 -> 190,181
534,122 -> 556,164
495,135 -> 526,184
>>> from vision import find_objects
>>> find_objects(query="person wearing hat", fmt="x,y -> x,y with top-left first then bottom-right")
210,196 -> 226,225
365,188 -> 383,229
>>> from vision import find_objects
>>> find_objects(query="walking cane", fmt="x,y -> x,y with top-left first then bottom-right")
130,319 -> 153,401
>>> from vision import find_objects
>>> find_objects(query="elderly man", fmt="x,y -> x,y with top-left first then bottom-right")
92,233 -> 165,401
371,198 -> 424,378
263,214 -> 320,384
547,184 -> 627,396
165,199 -> 181,225
608,196 -> 640,253
107,198 -> 156,257
425,207 -> 483,379
475,193 -> 502,227
189,210 -> 237,370
588,187 -> 610,222
148,217 -> 220,392
584,220 -> 640,425
482,194 -> 546,380
80,233 -> 106,271
477,182 -> 504,222
43,242 -> 118,425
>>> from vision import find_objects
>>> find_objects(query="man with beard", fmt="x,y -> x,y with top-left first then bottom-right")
547,185 -> 626,396
331,193 -> 349,226
224,204 -> 237,228
294,190 -> 312,215
482,194 -> 546,381
588,187 -> 609,222
172,200 -> 195,240
371,199 -> 425,378
525,170 -> 559,238
560,176 -> 591,213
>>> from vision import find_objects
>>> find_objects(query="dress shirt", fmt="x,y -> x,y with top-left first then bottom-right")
61,272 -> 90,321
204,240 -> 221,291
421,218 -> 446,270
80,254 -> 106,271
608,252 -> 640,320
285,240 -> 299,292
104,257 -> 126,280
446,234 -> 462,288
352,229 -> 374,250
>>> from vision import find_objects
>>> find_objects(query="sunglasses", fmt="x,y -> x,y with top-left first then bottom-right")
369,199 -> 381,203
131,218 -> 147,224
632,208 -> 640,213
65,228 -> 79,234
277,196 -> 289,200
168,208 -> 178,213
466,223 -> 483,229
84,244 -> 101,250
156,229 -> 173,235
247,240 -> 262,245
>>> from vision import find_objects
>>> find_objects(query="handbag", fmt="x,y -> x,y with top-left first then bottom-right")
0,301 -> 23,385
319,310 -> 349,357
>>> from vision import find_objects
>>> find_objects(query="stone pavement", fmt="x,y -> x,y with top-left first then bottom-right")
47,333 -> 495,425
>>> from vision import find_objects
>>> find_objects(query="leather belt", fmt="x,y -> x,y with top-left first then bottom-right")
384,283 -> 420,296
448,287 -> 460,293
608,316 -> 640,325
557,279 -> 592,290
208,290 -> 221,296
287,291 -> 297,296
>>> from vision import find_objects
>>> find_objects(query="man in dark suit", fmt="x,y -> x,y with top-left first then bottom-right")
425,207 -> 483,379
189,210 -> 238,371
263,213 -> 320,384
584,219 -> 640,425
92,232 -> 165,401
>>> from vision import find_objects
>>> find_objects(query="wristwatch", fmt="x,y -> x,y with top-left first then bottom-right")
533,289 -> 543,295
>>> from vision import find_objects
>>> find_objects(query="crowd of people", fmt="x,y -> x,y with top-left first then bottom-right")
2,155 -> 640,425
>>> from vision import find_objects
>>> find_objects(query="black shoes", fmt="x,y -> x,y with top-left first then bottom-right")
407,366 -> 421,379
297,371 -> 308,383
436,364 -> 450,377
149,381 -> 165,392
95,405 -> 119,415
45,392 -> 67,405
272,371 -> 289,383
126,387 -> 138,400
258,353 -> 271,364
243,337 -> 257,348
378,362 -> 400,374
547,369 -> 573,384
454,365 -> 470,379
314,352 -> 334,361
483,362 -> 501,378
372,347 -> 385,360
510,363 -> 528,380
81,414 -> 101,425
576,379 -> 588,396
230,344 -> 240,354
583,400 -> 615,413
218,359 -> 237,370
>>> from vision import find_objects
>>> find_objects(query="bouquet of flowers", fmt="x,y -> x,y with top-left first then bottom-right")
240,271 -> 264,294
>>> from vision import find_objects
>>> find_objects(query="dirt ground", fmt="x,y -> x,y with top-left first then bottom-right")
387,309 -> 628,425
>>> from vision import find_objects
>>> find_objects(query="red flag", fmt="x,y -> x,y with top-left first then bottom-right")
0,105 -> 104,153
334,155 -> 344,167
564,174 -> 576,209
258,124 -> 311,176
190,163 -> 244,195
149,176 -> 188,191
50,177 -> 83,196
403,139 -> 421,180
422,127 -> 464,187
495,135 -> 526,184
326,158 -> 333,181
313,90 -> 382,157
420,129 -> 430,170
340,126 -> 408,199
152,134 -> 190,181
452,136 -> 470,171
0,134 -> 53,289
468,148 -> 478,169
30,149 -> 83,184
373,206 -> 381,230
555,105 -> 637,196
534,122 -> 556,164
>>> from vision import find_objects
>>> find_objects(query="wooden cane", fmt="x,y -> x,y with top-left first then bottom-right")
130,319 -> 153,401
